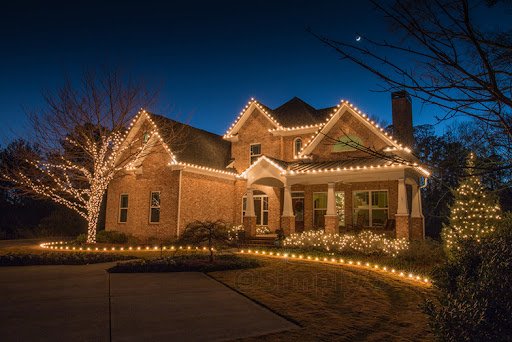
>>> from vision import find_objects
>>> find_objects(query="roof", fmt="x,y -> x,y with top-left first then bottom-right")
287,157 -> 392,173
263,97 -> 335,127
149,114 -> 232,170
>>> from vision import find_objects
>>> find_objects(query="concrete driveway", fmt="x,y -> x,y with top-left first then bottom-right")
0,263 -> 297,341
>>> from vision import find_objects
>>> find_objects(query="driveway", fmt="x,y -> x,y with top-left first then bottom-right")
0,263 -> 297,341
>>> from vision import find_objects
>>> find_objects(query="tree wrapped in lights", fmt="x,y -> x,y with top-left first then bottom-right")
442,153 -> 502,252
0,70 -> 182,243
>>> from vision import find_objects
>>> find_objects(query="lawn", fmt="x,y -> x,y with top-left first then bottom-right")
210,258 -> 434,341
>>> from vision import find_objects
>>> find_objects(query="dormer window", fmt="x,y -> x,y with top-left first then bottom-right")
293,138 -> 302,157
250,143 -> 261,164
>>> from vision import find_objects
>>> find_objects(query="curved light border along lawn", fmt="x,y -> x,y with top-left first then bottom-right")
40,241 -> 215,253
238,249 -> 431,288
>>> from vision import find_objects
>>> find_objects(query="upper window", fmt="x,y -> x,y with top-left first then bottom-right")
143,131 -> 150,143
250,143 -> 261,164
119,194 -> 129,223
353,190 -> 388,227
333,135 -> 363,152
149,191 -> 161,223
293,138 -> 302,157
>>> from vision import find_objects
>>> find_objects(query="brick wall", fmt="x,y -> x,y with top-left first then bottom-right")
309,111 -> 389,161
105,145 -> 180,240
178,171 -> 236,232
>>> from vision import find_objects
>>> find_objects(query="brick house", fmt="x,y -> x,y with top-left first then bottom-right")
105,92 -> 429,240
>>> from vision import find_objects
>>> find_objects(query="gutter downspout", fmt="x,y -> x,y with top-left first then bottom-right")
176,169 -> 183,237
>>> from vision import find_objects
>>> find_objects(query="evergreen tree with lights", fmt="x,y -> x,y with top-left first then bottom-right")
442,152 -> 502,253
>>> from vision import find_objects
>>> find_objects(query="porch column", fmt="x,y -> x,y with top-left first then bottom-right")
324,182 -> 339,234
395,178 -> 410,239
410,183 -> 425,240
243,187 -> 257,237
281,185 -> 295,236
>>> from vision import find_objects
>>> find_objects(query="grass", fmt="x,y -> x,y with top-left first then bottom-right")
108,254 -> 261,273
210,258 -> 434,341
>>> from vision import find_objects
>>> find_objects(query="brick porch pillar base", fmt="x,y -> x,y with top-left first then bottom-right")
395,214 -> 410,239
324,215 -> 339,235
281,216 -> 295,236
243,216 -> 257,237
410,217 -> 425,240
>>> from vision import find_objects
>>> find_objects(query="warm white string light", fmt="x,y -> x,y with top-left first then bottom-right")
239,249 -> 430,287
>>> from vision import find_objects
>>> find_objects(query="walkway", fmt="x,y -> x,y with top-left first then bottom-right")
0,263 -> 297,341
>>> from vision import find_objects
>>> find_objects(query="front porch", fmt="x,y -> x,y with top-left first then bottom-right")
240,157 -> 426,240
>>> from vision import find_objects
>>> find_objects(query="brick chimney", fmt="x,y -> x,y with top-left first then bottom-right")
391,91 -> 414,147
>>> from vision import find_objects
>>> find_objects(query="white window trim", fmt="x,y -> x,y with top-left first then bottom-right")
118,193 -> 129,224
293,137 -> 302,157
352,190 -> 389,227
149,191 -> 161,224
242,194 -> 269,226
250,143 -> 262,163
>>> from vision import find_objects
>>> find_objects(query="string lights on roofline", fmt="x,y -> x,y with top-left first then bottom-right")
298,99 -> 414,158
224,98 -> 283,138
168,161 -> 237,176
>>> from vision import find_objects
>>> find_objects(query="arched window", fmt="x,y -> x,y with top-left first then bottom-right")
333,135 -> 363,152
143,131 -> 150,143
293,137 -> 302,157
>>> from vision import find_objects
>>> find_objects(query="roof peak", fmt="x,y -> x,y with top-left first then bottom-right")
274,96 -> 317,111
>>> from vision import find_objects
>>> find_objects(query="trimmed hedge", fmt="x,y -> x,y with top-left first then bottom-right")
0,252 -> 134,266
108,254 -> 261,273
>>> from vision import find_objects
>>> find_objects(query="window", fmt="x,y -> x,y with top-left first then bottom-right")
119,194 -> 129,223
293,138 -> 302,157
313,192 -> 327,229
149,192 -> 160,223
242,190 -> 268,226
143,131 -> 150,143
333,135 -> 363,152
353,190 -> 388,226
250,143 -> 261,164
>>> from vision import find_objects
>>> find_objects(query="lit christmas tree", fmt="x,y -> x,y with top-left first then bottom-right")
442,153 -> 502,252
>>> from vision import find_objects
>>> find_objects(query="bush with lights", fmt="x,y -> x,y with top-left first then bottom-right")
424,214 -> 512,340
442,153 -> 502,254
283,230 -> 409,257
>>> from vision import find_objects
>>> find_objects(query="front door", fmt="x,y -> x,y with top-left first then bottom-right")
292,197 -> 304,233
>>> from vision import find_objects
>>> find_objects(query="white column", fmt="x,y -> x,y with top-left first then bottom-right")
282,185 -> 294,217
326,182 -> 336,216
397,178 -> 408,215
246,188 -> 256,217
411,183 -> 422,218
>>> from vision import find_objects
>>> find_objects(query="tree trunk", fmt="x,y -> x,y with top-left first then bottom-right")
86,188 -> 106,243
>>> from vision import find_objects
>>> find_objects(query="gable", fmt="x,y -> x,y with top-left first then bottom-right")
299,101 -> 413,159
224,99 -> 281,139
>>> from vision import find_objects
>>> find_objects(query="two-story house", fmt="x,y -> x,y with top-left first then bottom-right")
105,92 -> 429,240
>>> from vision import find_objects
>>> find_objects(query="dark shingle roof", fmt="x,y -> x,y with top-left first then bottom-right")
150,114 -> 232,170
263,97 -> 335,127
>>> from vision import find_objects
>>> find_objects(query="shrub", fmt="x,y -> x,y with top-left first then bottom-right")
423,220 -> 512,341
0,252 -> 133,266
95,230 -> 129,244
283,230 -> 409,257
179,220 -> 230,262
108,254 -> 261,273
75,233 -> 87,244
400,238 -> 445,265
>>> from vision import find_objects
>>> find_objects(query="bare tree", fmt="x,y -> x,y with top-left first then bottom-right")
311,0 -> 512,172
1,70 -> 182,243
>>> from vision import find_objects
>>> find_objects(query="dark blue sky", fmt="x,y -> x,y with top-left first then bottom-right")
0,0 -> 462,142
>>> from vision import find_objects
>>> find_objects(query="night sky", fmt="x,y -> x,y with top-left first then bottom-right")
0,0 -> 472,143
